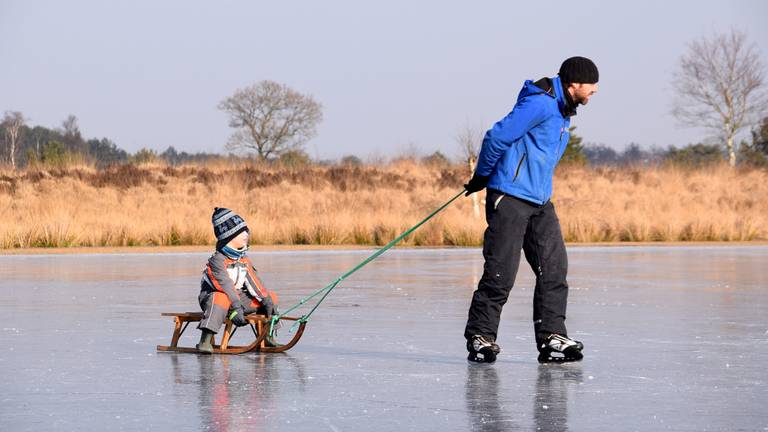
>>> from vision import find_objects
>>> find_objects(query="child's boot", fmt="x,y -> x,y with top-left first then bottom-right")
197,329 -> 214,354
264,334 -> 282,348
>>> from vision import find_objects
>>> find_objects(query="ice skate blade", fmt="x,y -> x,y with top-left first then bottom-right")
537,351 -> 583,364
467,349 -> 497,364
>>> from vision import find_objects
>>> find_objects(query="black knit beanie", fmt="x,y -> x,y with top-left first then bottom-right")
212,207 -> 249,250
558,56 -> 599,84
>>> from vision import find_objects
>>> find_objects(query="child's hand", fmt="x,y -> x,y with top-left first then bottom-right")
229,305 -> 249,327
262,297 -> 278,317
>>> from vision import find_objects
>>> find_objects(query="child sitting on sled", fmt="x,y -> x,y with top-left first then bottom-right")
196,207 -> 279,353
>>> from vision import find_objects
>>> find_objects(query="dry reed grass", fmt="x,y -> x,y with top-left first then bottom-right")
554,164 -> 767,242
0,161 -> 765,248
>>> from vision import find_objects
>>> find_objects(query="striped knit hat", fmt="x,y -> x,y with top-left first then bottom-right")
212,207 -> 249,249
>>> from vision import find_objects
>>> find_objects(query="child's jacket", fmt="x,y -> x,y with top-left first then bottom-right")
200,250 -> 270,308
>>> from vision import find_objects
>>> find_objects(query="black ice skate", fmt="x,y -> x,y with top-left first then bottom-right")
537,333 -> 583,363
467,335 -> 501,363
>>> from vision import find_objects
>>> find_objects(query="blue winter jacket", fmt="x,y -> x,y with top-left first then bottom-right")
475,75 -> 571,205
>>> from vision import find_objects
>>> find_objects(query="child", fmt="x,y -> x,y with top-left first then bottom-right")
196,207 -> 279,353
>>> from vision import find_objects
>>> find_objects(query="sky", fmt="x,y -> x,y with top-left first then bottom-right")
1,1 -> 766,160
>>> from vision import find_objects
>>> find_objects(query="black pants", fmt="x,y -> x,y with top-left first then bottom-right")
464,189 -> 569,342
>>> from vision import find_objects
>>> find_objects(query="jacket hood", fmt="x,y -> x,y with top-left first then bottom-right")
518,76 -> 574,117
517,78 -> 550,102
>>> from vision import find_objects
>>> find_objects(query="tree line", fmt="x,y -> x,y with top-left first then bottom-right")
0,113 -> 229,169
1,112 -> 766,170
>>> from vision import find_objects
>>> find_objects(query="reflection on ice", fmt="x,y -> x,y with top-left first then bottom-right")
465,365 -> 518,431
533,364 -> 583,432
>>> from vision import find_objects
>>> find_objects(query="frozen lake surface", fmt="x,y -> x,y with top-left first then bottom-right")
1,246 -> 767,431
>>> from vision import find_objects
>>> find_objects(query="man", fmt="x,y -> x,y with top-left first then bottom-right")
463,56 -> 599,363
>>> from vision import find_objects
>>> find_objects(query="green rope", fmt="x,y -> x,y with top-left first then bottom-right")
269,189 -> 465,336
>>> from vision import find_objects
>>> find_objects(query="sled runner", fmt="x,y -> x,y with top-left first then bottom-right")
156,312 -> 305,354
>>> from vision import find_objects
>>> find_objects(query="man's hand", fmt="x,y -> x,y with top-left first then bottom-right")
464,174 -> 489,196
229,305 -> 249,327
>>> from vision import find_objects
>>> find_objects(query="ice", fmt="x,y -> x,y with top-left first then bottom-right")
1,246 -> 767,431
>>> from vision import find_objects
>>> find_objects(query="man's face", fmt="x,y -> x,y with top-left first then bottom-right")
571,83 -> 598,105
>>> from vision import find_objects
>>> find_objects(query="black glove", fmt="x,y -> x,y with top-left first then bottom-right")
229,304 -> 249,327
464,174 -> 489,196
261,296 -> 278,317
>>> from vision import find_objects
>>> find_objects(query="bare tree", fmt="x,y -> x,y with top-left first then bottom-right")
218,80 -> 323,160
455,122 -> 485,218
62,114 -> 81,140
672,29 -> 767,166
2,111 -> 26,170
61,114 -> 86,153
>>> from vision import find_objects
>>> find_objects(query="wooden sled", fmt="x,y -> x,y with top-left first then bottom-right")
156,312 -> 306,354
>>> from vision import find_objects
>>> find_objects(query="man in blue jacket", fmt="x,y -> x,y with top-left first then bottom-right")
463,57 -> 599,363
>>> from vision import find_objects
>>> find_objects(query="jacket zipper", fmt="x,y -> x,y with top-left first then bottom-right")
512,153 -> 526,182
232,263 -> 243,289
560,120 -> 567,143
